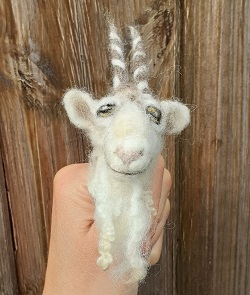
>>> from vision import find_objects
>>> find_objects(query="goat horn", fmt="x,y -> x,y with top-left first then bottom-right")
109,22 -> 127,89
129,26 -> 150,93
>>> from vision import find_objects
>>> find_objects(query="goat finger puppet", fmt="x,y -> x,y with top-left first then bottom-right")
63,23 -> 190,283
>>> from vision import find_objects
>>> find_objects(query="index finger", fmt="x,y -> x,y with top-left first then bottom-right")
151,155 -> 171,212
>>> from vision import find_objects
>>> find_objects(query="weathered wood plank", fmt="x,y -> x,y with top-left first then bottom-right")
178,0 -> 250,294
0,0 -> 86,293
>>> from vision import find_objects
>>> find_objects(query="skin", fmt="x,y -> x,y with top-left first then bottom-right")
43,156 -> 172,295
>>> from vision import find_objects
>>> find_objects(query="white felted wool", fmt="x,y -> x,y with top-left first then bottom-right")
63,23 -> 190,284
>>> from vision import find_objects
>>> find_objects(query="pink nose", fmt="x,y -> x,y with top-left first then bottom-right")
115,147 -> 143,165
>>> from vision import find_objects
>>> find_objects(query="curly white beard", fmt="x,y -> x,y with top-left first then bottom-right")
88,154 -> 156,283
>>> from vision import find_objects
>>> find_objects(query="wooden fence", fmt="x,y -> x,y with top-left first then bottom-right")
0,0 -> 249,294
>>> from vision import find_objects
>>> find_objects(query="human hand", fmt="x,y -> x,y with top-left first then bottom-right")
43,156 -> 172,295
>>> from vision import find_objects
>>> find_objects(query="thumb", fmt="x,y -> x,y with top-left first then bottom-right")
52,163 -> 95,235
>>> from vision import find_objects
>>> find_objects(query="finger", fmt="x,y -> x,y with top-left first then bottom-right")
151,155 -> 165,212
149,167 -> 171,239
151,198 -> 170,246
149,230 -> 164,265
155,169 -> 172,224
53,163 -> 95,233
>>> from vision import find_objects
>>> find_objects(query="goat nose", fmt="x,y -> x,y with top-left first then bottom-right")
115,147 -> 144,165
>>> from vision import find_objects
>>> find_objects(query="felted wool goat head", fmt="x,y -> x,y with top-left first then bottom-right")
63,23 -> 190,283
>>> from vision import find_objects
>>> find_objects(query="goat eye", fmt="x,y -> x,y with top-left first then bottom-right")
146,106 -> 161,125
97,104 -> 115,117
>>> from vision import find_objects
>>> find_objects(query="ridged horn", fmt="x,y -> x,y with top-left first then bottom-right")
129,26 -> 150,93
109,23 -> 127,89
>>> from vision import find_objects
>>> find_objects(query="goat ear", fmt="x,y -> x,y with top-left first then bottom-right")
161,100 -> 190,134
62,88 -> 96,131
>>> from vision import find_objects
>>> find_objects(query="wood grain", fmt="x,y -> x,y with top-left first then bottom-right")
178,0 -> 250,294
0,0 -> 87,293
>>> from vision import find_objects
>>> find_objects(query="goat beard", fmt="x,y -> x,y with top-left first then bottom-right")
88,154 -> 155,283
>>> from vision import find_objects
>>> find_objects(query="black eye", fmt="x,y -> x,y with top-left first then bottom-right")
97,104 -> 115,117
146,106 -> 161,125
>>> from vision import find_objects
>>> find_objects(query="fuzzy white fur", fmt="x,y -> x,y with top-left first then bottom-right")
63,23 -> 190,283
